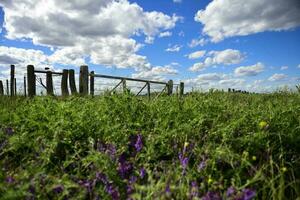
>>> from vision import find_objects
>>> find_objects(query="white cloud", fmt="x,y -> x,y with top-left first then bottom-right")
173,0 -> 182,3
178,31 -> 185,37
165,45 -> 182,52
0,0 -> 181,70
280,66 -> 288,70
298,64 -> 300,68
189,63 -> 206,72
187,50 -> 206,59
195,0 -> 300,42
234,62 -> 264,77
268,73 -> 288,81
189,49 -> 244,72
188,38 -> 207,48
132,64 -> 178,81
159,31 -> 172,38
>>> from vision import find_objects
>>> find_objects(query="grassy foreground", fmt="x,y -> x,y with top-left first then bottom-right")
0,92 -> 300,200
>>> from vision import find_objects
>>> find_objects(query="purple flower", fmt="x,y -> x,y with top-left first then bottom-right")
240,188 -> 256,200
226,186 -> 236,197
5,176 -> 15,183
4,127 -> 14,136
96,172 -> 109,185
118,160 -> 134,179
106,185 -> 120,200
165,184 -> 171,196
53,185 -> 64,194
135,134 -> 143,152
189,181 -> 199,199
201,191 -> 221,200
179,153 -> 189,170
198,160 -> 206,171
139,167 -> 146,179
129,134 -> 143,155
96,141 -> 117,160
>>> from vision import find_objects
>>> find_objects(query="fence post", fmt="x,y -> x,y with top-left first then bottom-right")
46,71 -> 54,95
0,81 -> 3,95
10,65 -> 15,96
147,81 -> 150,100
90,71 -> 94,96
14,78 -> 17,95
61,69 -> 69,96
79,65 -> 89,95
122,79 -> 126,93
69,69 -> 77,95
27,65 -> 36,97
179,82 -> 184,97
6,80 -> 9,95
167,79 -> 173,95
24,76 -> 27,97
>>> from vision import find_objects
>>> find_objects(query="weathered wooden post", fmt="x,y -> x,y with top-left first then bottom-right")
147,81 -> 150,100
24,76 -> 27,97
167,79 -> 173,95
46,71 -> 54,95
0,80 -> 3,95
27,65 -> 36,97
10,65 -> 15,96
179,82 -> 184,97
90,71 -> 94,96
69,69 -> 77,95
61,69 -> 69,96
122,79 -> 126,93
14,78 -> 17,95
79,65 -> 89,95
228,88 -> 231,93
6,80 -> 9,95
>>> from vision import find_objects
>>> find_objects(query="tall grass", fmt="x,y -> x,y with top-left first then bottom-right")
0,92 -> 299,199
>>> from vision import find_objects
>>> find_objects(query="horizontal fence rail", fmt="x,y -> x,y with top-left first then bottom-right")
0,64 -> 185,99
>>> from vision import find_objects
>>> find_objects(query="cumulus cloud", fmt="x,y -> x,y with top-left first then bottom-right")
173,0 -> 182,3
188,38 -> 207,48
280,66 -> 288,70
159,31 -> 172,38
234,62 -> 264,77
298,64 -> 300,69
268,73 -> 288,81
185,73 -> 245,90
0,0 -> 181,70
165,45 -> 182,52
195,0 -> 300,42
189,49 -> 244,72
132,64 -> 178,81
187,50 -> 206,59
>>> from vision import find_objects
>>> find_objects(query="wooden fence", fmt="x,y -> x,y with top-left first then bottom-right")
0,65 -> 185,99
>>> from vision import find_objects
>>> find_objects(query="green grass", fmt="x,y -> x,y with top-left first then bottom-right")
0,92 -> 300,199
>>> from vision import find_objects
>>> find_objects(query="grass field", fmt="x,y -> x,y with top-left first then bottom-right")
0,92 -> 299,199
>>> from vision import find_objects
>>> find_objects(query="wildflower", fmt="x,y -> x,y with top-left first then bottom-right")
252,156 -> 257,161
226,186 -> 236,197
5,176 -> 15,184
240,188 -> 256,200
165,184 -> 171,196
4,127 -> 14,136
118,158 -> 134,179
53,185 -> 64,194
281,167 -> 287,172
189,181 -> 199,199
179,153 -> 189,171
139,167 -> 146,179
201,191 -> 221,200
198,160 -> 207,171
128,134 -> 143,156
184,142 -> 189,148
207,177 -> 213,184
259,121 -> 268,130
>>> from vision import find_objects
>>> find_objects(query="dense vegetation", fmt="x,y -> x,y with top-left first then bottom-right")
0,92 -> 299,199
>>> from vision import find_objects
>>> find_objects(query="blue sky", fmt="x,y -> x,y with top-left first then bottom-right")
0,0 -> 300,93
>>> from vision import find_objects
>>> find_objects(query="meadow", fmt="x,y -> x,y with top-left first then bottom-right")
0,92 -> 299,200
